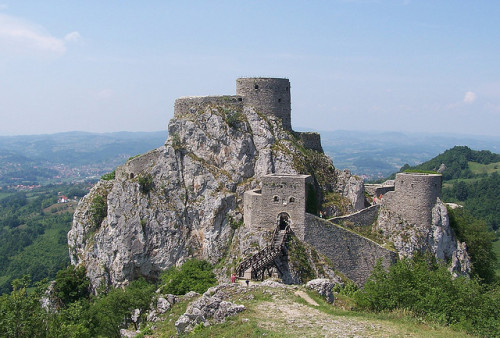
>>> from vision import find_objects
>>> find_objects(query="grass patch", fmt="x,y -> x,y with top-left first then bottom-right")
468,161 -> 500,175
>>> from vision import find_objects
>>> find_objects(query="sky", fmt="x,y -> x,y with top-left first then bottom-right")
0,1 -> 499,136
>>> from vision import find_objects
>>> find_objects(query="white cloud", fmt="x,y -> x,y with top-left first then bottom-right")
64,31 -> 81,42
0,13 -> 76,55
463,91 -> 477,104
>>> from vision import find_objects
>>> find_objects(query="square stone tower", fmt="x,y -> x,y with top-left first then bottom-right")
244,174 -> 311,240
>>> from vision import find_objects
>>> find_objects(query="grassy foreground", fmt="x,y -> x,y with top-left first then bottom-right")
146,281 -> 471,337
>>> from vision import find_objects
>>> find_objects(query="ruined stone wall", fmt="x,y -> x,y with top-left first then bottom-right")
174,96 -> 243,118
364,183 -> 394,198
329,205 -> 380,227
304,213 -> 397,286
236,78 -> 291,131
383,173 -> 442,227
296,132 -> 323,152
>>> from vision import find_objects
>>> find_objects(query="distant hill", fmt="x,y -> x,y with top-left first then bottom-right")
0,131 -> 167,187
318,130 -> 500,180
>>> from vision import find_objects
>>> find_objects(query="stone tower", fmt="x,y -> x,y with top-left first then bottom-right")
384,172 -> 442,226
244,174 -> 311,240
236,78 -> 292,131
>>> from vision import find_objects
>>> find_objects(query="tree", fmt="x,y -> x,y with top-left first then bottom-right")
160,259 -> 216,295
54,265 -> 90,306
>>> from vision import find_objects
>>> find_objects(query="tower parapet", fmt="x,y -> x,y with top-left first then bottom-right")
236,78 -> 292,130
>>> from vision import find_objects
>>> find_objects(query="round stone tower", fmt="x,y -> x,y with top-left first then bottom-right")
392,172 -> 442,226
236,78 -> 292,130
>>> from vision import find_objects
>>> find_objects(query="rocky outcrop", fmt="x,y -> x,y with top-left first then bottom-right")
336,169 -> 365,211
305,279 -> 336,303
376,198 -> 470,276
175,284 -> 245,334
68,104 -> 354,291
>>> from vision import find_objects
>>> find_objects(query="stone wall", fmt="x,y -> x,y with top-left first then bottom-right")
364,183 -> 394,198
296,132 -> 323,152
174,96 -> 243,118
329,205 -> 379,227
304,213 -> 397,286
236,78 -> 291,131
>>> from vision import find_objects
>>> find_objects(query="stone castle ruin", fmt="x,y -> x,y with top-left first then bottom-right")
69,77 -> 471,291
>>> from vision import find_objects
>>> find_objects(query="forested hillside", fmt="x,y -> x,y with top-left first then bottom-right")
0,184 -> 89,294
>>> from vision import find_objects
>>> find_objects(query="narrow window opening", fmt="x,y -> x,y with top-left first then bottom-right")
273,195 -> 279,202
254,84 -> 259,89
278,98 -> 281,103
289,196 -> 295,203
238,97 -> 242,101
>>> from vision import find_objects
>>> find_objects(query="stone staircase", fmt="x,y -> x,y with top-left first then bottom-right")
237,225 -> 291,280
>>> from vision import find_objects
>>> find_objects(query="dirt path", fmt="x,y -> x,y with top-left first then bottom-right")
294,290 -> 319,306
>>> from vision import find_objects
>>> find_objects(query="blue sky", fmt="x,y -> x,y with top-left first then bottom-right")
0,1 -> 499,136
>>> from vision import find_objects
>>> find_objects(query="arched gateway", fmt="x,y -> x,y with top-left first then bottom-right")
277,212 -> 291,231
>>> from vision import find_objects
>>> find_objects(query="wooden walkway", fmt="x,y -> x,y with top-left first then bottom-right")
237,225 -> 291,280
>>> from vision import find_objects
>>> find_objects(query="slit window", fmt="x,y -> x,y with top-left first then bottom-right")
273,195 -> 279,202
254,84 -> 259,89
289,196 -> 295,203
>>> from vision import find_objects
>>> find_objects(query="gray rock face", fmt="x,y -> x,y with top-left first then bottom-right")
305,278 -> 336,303
175,294 -> 245,334
68,105 -> 352,291
336,169 -> 365,211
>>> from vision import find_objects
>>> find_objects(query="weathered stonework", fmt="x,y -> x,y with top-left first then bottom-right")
244,174 -> 311,240
329,205 -> 379,227
304,214 -> 397,286
382,173 -> 442,227
236,78 -> 291,131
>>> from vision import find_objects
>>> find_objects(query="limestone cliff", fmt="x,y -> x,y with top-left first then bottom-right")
68,104 -> 360,290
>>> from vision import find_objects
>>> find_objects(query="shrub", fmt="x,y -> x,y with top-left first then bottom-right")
160,259 -> 216,295
355,256 -> 500,336
89,195 -> 107,228
138,174 -> 153,194
54,265 -> 90,306
100,170 -> 115,181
